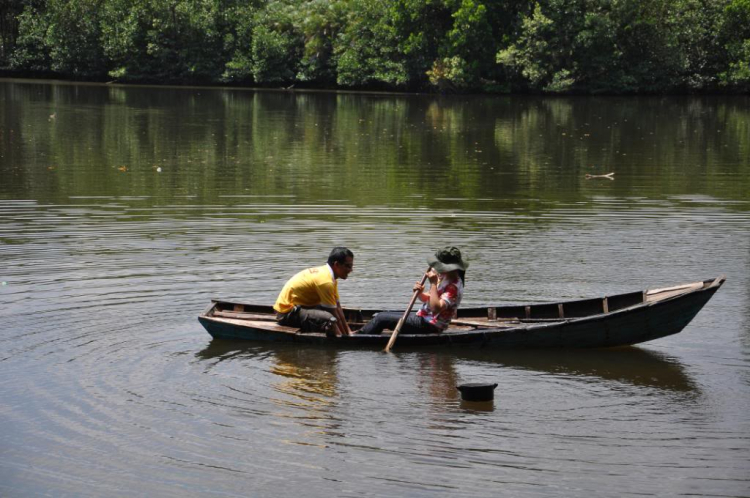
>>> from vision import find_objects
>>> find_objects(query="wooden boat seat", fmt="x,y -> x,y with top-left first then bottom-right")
213,310 -> 277,321
213,315 -> 300,334
645,282 -> 703,303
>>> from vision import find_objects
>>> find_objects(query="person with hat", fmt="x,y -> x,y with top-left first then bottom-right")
358,246 -> 468,335
274,247 -> 355,337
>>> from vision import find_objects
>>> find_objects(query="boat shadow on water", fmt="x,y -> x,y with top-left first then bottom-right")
196,339 -> 699,395
448,346 -> 699,394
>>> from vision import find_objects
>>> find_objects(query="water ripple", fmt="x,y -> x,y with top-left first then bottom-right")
1,195 -> 749,497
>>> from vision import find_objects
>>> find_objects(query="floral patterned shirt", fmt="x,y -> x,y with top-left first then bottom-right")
416,276 -> 463,330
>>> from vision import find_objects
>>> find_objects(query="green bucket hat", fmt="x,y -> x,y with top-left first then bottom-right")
428,246 -> 469,273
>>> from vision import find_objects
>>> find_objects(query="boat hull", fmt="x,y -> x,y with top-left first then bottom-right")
198,277 -> 724,349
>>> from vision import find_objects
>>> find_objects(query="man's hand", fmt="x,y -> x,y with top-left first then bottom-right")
335,303 -> 354,336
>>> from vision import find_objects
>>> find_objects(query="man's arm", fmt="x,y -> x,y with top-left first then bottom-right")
315,280 -> 350,335
335,302 -> 353,336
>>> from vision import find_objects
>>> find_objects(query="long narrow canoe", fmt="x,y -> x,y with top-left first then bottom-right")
198,276 -> 725,349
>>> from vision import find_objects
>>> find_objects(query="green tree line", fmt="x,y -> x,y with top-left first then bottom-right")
1,0 -> 749,93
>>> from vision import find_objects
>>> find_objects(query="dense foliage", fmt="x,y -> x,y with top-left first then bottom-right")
1,0 -> 748,93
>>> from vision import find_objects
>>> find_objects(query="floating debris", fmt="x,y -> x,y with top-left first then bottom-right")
585,172 -> 615,180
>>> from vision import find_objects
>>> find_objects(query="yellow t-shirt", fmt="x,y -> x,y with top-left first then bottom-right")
273,264 -> 339,314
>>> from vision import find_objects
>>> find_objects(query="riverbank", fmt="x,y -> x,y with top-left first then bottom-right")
2,70 -> 748,97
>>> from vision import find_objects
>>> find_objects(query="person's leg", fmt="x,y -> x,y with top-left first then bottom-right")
276,306 -> 301,327
359,312 -> 400,335
402,313 -> 441,333
360,312 -> 427,335
297,306 -> 337,333
404,313 -> 441,334
277,306 -> 337,334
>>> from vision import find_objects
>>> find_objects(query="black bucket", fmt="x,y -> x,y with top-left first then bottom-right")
457,383 -> 498,402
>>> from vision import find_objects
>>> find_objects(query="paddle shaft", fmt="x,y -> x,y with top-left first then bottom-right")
384,267 -> 431,352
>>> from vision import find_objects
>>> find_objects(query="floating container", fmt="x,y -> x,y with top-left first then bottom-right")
457,382 -> 498,402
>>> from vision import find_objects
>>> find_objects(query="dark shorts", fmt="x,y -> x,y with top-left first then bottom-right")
276,305 -> 337,333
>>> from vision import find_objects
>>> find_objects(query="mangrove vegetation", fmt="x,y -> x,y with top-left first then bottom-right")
1,0 -> 749,94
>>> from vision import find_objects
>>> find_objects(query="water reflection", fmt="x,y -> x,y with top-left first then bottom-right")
196,340 -> 340,422
2,80 -> 749,210
270,347 -> 339,403
414,352 -> 462,403
198,340 -> 697,396
458,400 -> 495,412
449,347 -> 698,393
194,340 -> 271,367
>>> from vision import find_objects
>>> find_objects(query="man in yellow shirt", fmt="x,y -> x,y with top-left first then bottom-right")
274,247 -> 354,337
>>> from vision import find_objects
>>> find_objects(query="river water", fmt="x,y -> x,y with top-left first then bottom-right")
1,79 -> 749,497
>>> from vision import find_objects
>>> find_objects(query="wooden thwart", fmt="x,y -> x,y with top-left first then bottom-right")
214,310 -> 278,321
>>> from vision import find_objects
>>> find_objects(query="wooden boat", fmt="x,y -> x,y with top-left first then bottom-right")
198,276 -> 725,349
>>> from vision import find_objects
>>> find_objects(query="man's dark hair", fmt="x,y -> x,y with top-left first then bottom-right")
328,247 -> 353,265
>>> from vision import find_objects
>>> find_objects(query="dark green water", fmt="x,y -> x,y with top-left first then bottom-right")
1,79 -> 749,497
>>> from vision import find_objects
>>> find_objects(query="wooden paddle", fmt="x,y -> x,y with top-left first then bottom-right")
384,267 -> 431,353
